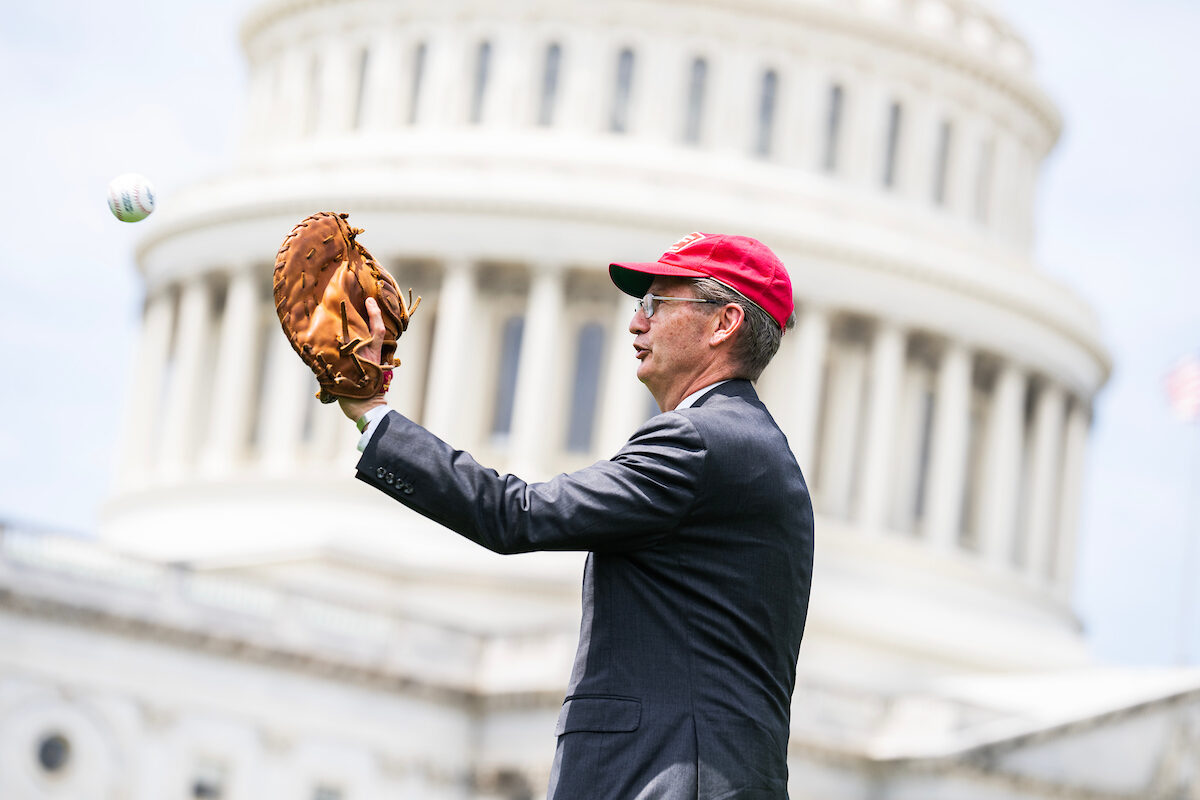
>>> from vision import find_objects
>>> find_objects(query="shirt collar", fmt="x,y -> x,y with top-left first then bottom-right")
675,380 -> 731,411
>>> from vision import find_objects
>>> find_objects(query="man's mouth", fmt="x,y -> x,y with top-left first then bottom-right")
634,344 -> 649,360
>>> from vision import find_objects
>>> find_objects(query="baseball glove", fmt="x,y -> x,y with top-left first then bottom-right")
273,211 -> 421,403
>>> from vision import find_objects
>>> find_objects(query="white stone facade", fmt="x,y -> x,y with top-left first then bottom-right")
3,0 -> 1199,798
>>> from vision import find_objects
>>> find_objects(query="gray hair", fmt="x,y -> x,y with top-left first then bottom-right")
690,278 -> 796,380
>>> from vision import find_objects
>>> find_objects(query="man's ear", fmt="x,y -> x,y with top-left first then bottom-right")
709,303 -> 745,347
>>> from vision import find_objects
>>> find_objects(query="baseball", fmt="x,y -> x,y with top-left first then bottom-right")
107,173 -> 157,223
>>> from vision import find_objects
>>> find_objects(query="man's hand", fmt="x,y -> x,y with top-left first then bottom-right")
338,297 -> 389,422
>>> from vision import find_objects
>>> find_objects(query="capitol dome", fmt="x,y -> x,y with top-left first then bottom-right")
67,0 -> 1137,793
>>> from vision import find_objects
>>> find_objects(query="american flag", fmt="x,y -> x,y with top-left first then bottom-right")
1166,353 -> 1200,422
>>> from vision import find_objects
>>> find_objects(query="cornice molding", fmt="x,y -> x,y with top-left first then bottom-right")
133,189 -> 1110,388
0,582 -> 562,713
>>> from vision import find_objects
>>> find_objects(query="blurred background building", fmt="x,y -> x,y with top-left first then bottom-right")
2,0 -> 1199,797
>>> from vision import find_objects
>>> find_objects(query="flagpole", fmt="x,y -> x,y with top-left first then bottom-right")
1168,352 -> 1200,666
1182,419 -> 1200,666
1166,352 -> 1200,666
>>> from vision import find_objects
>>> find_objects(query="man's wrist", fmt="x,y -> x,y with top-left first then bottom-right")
339,394 -> 387,423
355,405 -> 392,452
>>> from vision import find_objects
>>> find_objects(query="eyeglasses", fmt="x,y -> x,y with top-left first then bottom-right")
636,293 -> 721,318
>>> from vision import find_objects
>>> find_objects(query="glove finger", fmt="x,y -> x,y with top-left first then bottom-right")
365,298 -> 385,363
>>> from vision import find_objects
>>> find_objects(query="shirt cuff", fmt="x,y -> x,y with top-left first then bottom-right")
356,405 -> 392,452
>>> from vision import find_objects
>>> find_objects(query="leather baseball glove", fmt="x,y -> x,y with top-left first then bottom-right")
273,211 -> 421,403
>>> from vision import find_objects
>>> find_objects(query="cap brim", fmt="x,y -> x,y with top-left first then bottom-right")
608,261 -> 709,298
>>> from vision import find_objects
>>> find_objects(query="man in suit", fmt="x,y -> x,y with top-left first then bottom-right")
340,233 -> 814,799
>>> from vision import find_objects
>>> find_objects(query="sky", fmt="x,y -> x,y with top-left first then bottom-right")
0,0 -> 1197,667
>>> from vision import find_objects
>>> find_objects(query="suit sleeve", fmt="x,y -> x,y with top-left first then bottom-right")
355,410 -> 707,554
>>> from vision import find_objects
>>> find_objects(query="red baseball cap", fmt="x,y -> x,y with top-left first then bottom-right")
610,232 -> 794,331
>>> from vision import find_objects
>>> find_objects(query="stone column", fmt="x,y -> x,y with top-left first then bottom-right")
1054,398 -> 1091,594
1025,381 -> 1066,579
977,362 -> 1027,568
1013,143 -> 1038,251
845,71 -> 886,186
922,341 -> 971,548
115,289 -> 175,488
947,115 -> 982,220
709,51 -> 754,156
559,28 -> 605,133
509,264 -> 566,477
423,259 -> 478,441
772,54 -> 807,167
361,29 -> 400,130
200,267 -> 262,475
637,38 -> 684,144
315,39 -> 354,135
902,99 -> 937,204
487,28 -> 533,129
988,135 -> 1016,238
157,277 -> 214,478
390,284 -> 433,424
418,26 -> 464,129
785,305 -> 830,476
857,322 -> 905,530
597,294 -> 644,455
278,48 -> 308,140
891,360 -> 931,534
257,318 -> 312,473
819,342 -> 866,518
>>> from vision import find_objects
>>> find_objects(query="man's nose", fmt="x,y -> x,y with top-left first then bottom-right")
629,307 -> 649,334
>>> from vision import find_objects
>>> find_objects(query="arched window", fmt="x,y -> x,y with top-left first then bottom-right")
566,323 -> 606,452
754,69 -> 778,157
683,57 -> 708,144
932,119 -> 953,205
538,42 -> 562,126
610,48 -> 635,133
470,40 -> 492,124
882,100 -> 903,188
352,46 -> 370,129
822,83 -> 844,172
491,315 -> 524,438
407,42 -> 427,124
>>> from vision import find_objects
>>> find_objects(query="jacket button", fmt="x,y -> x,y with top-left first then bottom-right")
402,483 -> 414,495
376,467 -> 386,479
386,472 -> 394,484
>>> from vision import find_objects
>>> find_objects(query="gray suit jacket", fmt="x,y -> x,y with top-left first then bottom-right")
356,380 -> 814,799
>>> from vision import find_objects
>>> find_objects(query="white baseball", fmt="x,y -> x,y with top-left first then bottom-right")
107,173 -> 157,223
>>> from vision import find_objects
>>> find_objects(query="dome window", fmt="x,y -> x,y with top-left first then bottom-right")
755,69 -> 779,158
610,48 -> 636,133
882,100 -> 904,188
352,47 -> 370,129
822,83 -> 844,172
408,42 -> 427,124
683,57 -> 708,144
538,43 -> 563,126
933,119 -> 954,205
470,40 -> 493,124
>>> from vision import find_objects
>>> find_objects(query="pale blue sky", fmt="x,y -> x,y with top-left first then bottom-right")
1,0 -> 1196,666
